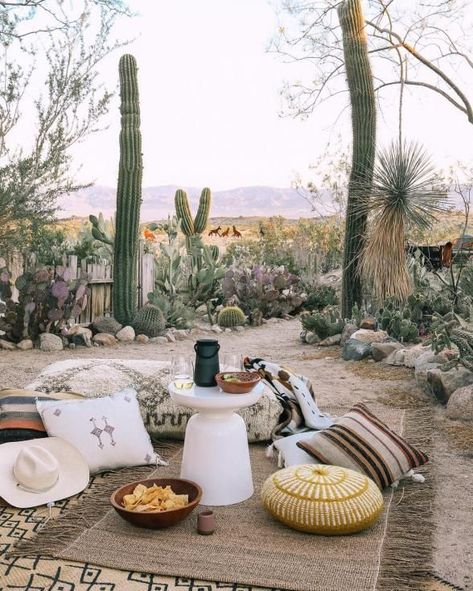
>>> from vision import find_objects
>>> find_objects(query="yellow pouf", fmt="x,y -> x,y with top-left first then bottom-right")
261,464 -> 384,535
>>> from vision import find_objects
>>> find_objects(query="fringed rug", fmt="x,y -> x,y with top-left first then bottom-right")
2,406 -> 438,591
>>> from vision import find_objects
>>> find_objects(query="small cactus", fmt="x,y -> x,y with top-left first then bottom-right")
218,306 -> 246,328
132,304 -> 166,337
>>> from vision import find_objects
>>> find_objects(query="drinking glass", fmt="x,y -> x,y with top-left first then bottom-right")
221,353 -> 243,372
171,356 -> 194,389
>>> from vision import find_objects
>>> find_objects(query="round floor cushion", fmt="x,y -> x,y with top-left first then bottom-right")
261,464 -> 384,535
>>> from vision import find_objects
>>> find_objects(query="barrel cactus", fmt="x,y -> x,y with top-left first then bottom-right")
132,304 -> 166,337
175,187 -> 211,251
113,54 -> 143,325
218,306 -> 246,328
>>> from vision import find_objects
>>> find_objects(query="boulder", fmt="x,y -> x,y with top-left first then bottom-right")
165,330 -> 176,343
235,326 -> 244,332
360,317 -> 377,330
403,344 -> 431,368
427,366 -> 473,404
342,338 -> 372,361
371,341 -> 402,362
0,339 -> 16,351
385,348 -> 407,366
66,325 -> 93,347
135,334 -> 149,344
319,334 -> 341,347
211,325 -> 223,334
40,333 -> 64,352
116,326 -> 135,343
92,333 -> 118,347
413,349 -> 453,370
340,323 -> 357,346
305,332 -> 321,345
415,362 -> 441,393
351,328 -> 389,344
173,329 -> 189,341
92,316 -> 122,336
446,385 -> 473,421
17,339 -> 33,351
150,336 -> 168,345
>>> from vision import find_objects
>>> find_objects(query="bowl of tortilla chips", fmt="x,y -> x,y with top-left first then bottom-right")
111,478 -> 202,528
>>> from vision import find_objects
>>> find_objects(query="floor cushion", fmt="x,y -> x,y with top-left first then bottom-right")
26,359 -> 282,442
261,463 -> 384,535
297,402 -> 428,489
0,389 -> 84,444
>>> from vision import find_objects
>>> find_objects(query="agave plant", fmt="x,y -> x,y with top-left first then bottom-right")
358,141 -> 447,302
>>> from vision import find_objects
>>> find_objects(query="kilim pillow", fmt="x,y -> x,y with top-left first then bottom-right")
297,403 -> 428,489
0,389 -> 84,444
261,464 -> 384,535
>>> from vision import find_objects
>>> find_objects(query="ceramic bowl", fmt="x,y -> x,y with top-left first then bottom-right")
215,371 -> 261,394
110,478 -> 202,529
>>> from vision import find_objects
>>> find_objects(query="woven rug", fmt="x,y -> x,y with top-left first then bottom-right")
3,405 -> 436,591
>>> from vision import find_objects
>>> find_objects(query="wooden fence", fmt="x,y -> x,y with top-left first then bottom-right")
1,244 -> 155,324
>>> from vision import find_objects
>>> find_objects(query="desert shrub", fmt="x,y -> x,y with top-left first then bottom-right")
0,267 -> 89,342
302,284 -> 339,311
300,306 -> 345,339
222,265 -> 305,322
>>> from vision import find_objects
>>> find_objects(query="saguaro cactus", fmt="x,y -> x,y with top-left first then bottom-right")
338,0 -> 376,318
113,54 -> 143,325
174,187 -> 211,250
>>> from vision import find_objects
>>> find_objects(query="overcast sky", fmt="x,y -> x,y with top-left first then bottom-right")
70,0 -> 473,190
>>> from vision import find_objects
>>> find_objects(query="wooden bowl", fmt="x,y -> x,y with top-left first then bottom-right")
110,478 -> 202,529
215,371 -> 261,394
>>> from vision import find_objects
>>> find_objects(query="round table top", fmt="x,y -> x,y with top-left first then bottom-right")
168,380 -> 264,411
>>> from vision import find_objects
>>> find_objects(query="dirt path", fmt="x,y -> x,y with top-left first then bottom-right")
0,317 -> 471,589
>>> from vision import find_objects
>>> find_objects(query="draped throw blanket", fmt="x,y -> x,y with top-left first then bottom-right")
243,357 -> 334,440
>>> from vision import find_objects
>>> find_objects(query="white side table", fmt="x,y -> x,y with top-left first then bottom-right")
168,381 -> 264,506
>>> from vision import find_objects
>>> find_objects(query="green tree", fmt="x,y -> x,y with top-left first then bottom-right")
0,1 -> 130,253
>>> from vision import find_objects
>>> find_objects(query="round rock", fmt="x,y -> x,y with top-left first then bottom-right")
93,333 -> 118,347
446,385 -> 473,421
116,326 -> 136,342
40,333 -> 64,352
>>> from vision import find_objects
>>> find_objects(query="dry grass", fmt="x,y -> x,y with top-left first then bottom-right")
443,421 -> 473,455
347,359 -> 414,381
300,347 -> 341,360
377,386 -> 431,409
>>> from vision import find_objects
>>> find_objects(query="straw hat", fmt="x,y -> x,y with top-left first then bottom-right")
0,437 -> 89,508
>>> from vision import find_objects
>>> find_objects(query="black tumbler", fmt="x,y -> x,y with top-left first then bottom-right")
194,339 -> 220,387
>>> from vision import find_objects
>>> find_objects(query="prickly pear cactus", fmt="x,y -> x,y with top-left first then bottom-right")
218,306 -> 246,328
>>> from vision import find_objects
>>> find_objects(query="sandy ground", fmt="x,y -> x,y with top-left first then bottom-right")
0,318 -> 471,589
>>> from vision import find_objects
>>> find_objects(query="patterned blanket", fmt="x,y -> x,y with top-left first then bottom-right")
243,357 -> 334,439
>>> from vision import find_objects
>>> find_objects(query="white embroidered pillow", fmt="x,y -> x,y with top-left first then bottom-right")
37,388 -> 161,474
273,432 -> 317,467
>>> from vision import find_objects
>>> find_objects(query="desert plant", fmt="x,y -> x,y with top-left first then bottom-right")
223,265 -> 305,322
147,292 -> 194,330
218,306 -> 246,328
303,284 -> 338,311
377,301 -> 419,343
113,54 -> 143,325
132,304 -> 166,337
359,141 -> 446,303
429,312 -> 473,371
338,0 -> 377,318
0,267 -> 89,342
300,306 -> 345,339
175,188 -> 211,252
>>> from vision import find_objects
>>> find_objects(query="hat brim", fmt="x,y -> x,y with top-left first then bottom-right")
0,437 -> 90,508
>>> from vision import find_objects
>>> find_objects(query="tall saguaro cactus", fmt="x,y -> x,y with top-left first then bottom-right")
175,187 -> 211,250
113,54 -> 143,325
338,0 -> 376,318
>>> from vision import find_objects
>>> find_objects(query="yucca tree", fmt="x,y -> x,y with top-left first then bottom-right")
359,141 -> 447,302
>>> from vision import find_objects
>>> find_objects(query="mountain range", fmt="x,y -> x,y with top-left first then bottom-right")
57,185 -> 334,221
57,184 -> 466,222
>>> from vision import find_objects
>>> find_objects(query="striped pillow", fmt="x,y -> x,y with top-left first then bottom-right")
0,389 -> 84,444
297,403 -> 428,489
